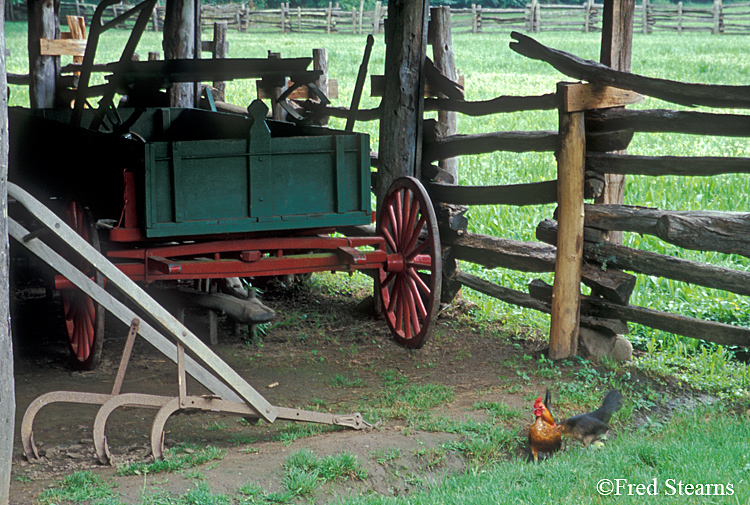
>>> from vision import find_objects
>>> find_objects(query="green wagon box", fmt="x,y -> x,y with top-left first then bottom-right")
9,101 -> 372,238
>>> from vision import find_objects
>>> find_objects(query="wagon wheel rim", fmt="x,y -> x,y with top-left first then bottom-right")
377,177 -> 442,349
60,201 -> 105,370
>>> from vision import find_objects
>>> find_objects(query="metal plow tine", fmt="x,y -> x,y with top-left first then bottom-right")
21,391 -> 112,460
93,393 -> 173,465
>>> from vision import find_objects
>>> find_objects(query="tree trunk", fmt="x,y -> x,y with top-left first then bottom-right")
0,11 -> 15,504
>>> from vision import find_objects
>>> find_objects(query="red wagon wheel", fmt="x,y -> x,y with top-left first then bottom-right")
60,201 -> 105,370
377,177 -> 442,349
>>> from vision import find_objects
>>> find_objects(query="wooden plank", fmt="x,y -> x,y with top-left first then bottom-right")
561,82 -> 643,113
0,14 -> 13,500
509,31 -> 750,108
40,38 -> 87,56
549,84 -> 585,360
163,0 -> 195,107
425,180 -> 557,206
423,130 -> 558,163
586,153 -> 750,176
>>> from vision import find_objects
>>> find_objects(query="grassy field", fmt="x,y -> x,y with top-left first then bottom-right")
5,24 -> 750,375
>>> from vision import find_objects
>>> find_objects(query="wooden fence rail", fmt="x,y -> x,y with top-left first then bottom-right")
9,0 -> 750,36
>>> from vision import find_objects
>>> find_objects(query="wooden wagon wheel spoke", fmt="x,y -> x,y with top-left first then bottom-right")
59,201 -> 106,370
377,177 -> 442,349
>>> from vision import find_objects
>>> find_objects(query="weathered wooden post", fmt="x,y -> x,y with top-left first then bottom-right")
375,0 -> 429,202
373,1 -> 382,35
163,0 -> 195,107
212,21 -> 228,101
550,82 -> 586,360
712,0 -> 722,34
313,48 -> 329,126
28,0 -> 61,108
642,0 -> 649,34
677,1 -> 683,34
430,6 -> 458,182
597,0 -> 634,244
0,13 -> 14,505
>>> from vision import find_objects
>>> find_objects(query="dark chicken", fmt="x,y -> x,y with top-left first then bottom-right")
528,389 -> 561,462
558,389 -> 622,447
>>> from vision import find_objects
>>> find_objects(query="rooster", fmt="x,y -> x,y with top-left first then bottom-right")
559,389 -> 622,447
528,389 -> 561,462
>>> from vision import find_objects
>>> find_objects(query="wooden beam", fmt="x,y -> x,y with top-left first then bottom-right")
549,82 -> 586,360
423,130 -> 558,163
374,0 -> 429,202
561,82 -> 643,113
0,10 -> 14,502
586,108 -> 750,136
582,204 -> 750,258
586,153 -> 750,177
425,180 -> 557,207
39,38 -> 86,56
509,31 -> 750,109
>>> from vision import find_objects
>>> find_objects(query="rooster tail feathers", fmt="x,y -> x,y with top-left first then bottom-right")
544,388 -> 552,411
592,390 -> 622,423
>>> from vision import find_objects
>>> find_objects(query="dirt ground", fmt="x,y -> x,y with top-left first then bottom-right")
6,273 -> 655,504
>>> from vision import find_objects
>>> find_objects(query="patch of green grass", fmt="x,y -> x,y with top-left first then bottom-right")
38,471 -> 121,505
331,374 -> 365,388
473,401 -> 523,422
373,447 -> 402,465
116,443 -> 226,477
274,421 -> 342,445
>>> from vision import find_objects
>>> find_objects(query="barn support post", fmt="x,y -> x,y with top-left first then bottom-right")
28,0 -> 61,108
375,0 -> 429,204
163,0 -> 196,107
549,83 -> 585,360
0,12 -> 14,505
597,0 -> 634,244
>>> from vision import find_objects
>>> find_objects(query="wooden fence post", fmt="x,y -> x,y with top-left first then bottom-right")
297,6 -> 301,33
372,1 -> 381,35
713,0 -> 722,34
151,2 -> 160,31
430,6 -> 458,182
533,0 -> 541,32
642,0 -> 649,33
358,0 -> 364,34
471,4 -> 477,34
585,0 -> 592,32
677,1 -> 683,34
164,0 -> 195,107
280,2 -> 286,33
550,82 -> 585,360
326,2 -> 332,34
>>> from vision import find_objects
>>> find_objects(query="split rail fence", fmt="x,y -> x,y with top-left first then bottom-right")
7,0 -> 750,36
308,28 -> 750,358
